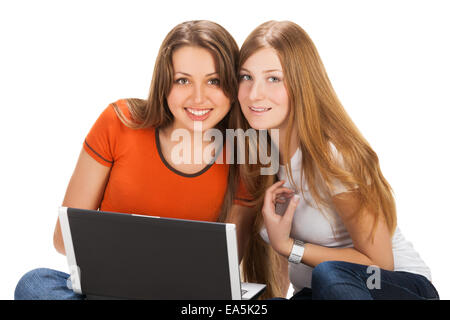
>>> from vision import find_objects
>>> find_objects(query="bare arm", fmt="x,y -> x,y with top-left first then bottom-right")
53,147 -> 111,255
225,204 -> 256,263
263,182 -> 394,271
298,191 -> 394,271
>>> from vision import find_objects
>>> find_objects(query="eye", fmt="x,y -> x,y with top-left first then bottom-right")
268,76 -> 281,83
175,78 -> 189,85
208,78 -> 220,86
239,74 -> 252,81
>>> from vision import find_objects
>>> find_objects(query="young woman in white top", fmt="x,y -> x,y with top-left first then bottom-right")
237,20 -> 439,300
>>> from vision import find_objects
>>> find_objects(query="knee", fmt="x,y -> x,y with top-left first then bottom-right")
312,261 -> 369,300
311,261 -> 352,291
14,268 -> 59,300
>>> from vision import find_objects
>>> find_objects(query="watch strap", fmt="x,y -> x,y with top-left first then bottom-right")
288,239 -> 305,264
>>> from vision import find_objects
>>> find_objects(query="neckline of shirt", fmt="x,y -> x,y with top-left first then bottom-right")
154,127 -> 223,178
279,148 -> 302,173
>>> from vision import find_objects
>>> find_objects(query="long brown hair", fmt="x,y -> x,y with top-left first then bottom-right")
111,20 -> 241,223
239,21 -> 397,297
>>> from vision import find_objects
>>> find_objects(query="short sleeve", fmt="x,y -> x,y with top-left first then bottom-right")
83,103 -> 121,167
233,178 -> 254,207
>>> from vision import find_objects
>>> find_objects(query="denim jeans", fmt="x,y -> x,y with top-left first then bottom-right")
290,261 -> 439,300
15,262 -> 440,300
14,268 -> 85,300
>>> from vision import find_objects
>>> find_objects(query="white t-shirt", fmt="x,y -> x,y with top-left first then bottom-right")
260,147 -> 432,293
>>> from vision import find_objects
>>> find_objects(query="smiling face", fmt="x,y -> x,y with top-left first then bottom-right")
238,47 -> 290,131
166,46 -> 231,133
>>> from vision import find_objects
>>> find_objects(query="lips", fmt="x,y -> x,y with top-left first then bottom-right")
184,107 -> 213,121
248,106 -> 272,114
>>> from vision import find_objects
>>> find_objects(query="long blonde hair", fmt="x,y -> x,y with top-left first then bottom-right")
111,20 -> 241,223
239,20 -> 397,297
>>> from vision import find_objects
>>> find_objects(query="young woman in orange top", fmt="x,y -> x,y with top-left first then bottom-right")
14,20 -> 254,300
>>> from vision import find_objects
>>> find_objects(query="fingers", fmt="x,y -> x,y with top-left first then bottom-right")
263,180 -> 296,219
266,181 -> 294,200
264,181 -> 285,210
275,191 -> 294,203
272,187 -> 294,204
265,181 -> 296,207
267,180 -> 286,192
282,194 -> 300,226
272,188 -> 295,196
265,181 -> 284,202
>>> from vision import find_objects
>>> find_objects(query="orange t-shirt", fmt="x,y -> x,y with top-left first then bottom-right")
83,99 -> 251,221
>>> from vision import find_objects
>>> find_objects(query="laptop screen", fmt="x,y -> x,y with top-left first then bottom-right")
66,208 -> 234,299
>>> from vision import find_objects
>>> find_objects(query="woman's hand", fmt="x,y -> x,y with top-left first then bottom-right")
262,180 -> 300,258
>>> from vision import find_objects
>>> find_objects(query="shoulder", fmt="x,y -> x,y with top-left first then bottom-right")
92,99 -> 129,125
107,99 -> 132,123
100,99 -> 155,131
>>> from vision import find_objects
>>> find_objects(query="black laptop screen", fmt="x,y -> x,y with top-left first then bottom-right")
67,208 -> 233,299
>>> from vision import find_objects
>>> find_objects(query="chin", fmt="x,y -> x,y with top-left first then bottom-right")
246,120 -> 272,130
188,120 -> 218,133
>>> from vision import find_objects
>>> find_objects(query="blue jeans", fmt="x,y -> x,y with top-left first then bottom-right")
290,261 -> 439,300
15,262 -> 440,300
14,268 -> 85,300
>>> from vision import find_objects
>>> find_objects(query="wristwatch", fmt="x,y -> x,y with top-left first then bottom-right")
288,239 -> 305,264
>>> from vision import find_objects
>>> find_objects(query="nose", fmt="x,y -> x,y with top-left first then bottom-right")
248,79 -> 265,101
193,84 -> 206,105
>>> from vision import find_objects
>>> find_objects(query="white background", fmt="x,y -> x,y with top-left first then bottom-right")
1,0 -> 449,300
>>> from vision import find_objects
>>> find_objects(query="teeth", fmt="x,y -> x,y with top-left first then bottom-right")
186,108 -> 212,116
250,106 -> 271,112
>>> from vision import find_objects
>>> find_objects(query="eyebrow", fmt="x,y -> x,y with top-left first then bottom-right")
174,71 -> 218,77
240,67 -> 283,74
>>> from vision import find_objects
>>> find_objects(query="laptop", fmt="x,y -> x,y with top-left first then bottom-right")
59,206 -> 266,300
